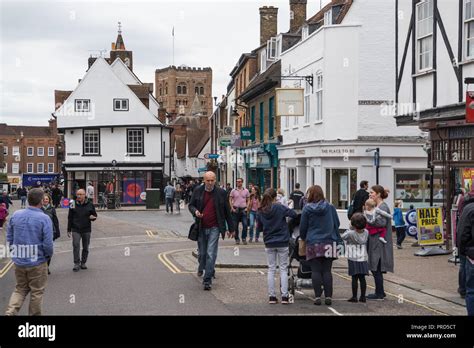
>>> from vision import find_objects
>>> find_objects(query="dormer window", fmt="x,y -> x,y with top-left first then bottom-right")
114,98 -> 129,111
324,8 -> 333,25
267,36 -> 282,61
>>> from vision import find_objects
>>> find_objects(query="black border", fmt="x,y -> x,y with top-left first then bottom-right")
73,99 -> 90,112
113,98 -> 129,111
82,128 -> 101,157
126,128 -> 145,156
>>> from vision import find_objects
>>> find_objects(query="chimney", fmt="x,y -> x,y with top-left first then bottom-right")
259,6 -> 278,45
290,0 -> 307,33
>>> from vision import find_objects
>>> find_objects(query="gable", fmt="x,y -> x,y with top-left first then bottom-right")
110,58 -> 141,85
55,58 -> 163,128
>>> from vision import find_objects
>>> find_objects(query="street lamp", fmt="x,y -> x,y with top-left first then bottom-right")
366,148 -> 380,185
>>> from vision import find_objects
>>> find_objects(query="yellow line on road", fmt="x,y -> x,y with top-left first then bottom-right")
332,271 -> 448,316
0,260 -> 14,278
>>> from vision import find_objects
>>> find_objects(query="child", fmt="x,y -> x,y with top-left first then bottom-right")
394,200 -> 406,249
364,198 -> 392,244
257,188 -> 297,304
341,213 -> 369,303
0,203 -> 8,230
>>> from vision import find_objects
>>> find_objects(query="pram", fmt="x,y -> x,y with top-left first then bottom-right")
288,214 -> 313,298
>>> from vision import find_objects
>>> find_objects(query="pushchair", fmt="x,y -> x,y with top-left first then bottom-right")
288,214 -> 313,298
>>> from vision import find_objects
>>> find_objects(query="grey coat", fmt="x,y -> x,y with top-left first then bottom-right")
367,202 -> 394,273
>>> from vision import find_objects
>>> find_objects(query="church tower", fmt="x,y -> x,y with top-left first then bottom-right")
110,22 -> 133,71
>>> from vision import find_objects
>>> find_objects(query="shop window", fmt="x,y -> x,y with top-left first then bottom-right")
394,171 -> 443,208
325,168 -> 357,209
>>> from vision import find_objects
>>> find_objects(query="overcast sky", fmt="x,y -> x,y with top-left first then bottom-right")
0,0 -> 327,126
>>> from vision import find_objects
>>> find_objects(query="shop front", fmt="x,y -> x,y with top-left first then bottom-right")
7,175 -> 21,193
243,143 -> 278,190
64,163 -> 164,205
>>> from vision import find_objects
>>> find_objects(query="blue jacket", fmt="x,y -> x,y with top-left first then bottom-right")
300,200 -> 341,245
393,208 -> 405,227
6,207 -> 54,267
257,204 -> 297,248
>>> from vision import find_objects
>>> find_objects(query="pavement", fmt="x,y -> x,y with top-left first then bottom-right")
0,203 -> 468,316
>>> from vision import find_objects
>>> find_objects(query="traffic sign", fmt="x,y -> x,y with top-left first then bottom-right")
204,153 -> 220,159
219,136 -> 232,147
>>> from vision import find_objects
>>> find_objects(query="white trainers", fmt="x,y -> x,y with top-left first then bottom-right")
379,237 -> 387,244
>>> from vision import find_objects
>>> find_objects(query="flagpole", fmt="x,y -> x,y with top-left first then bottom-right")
172,26 -> 175,66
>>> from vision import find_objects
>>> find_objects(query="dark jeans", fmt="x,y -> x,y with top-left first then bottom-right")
197,227 -> 220,285
232,208 -> 248,241
72,232 -> 91,266
371,260 -> 385,297
395,226 -> 407,246
165,198 -> 174,213
459,255 -> 467,295
466,256 -> 474,316
309,258 -> 333,298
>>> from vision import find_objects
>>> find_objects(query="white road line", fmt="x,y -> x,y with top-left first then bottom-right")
328,307 -> 343,316
258,271 -> 265,275
296,290 -> 305,295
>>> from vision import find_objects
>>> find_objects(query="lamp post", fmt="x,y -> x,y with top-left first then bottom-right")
366,148 -> 380,185
231,108 -> 240,187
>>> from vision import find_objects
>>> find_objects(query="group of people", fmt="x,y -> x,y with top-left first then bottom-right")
3,187 -> 97,315
187,173 -> 394,305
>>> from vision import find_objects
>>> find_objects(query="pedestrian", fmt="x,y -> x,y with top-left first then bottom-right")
366,185 -> 393,300
164,182 -> 176,214
349,180 -> 369,218
229,178 -> 250,245
290,183 -> 305,212
276,188 -> 289,207
458,190 -> 474,316
247,186 -> 261,243
51,185 -> 62,209
86,182 -> 95,202
0,191 -> 13,210
18,187 -> 28,208
257,188 -> 297,304
67,189 -> 97,272
299,185 -> 341,306
185,180 -> 194,204
0,203 -> 8,231
188,171 -> 234,290
41,194 -> 60,275
5,188 -> 53,316
364,198 -> 391,244
341,213 -> 369,303
394,200 -> 406,249
457,191 -> 474,302
175,184 -> 183,213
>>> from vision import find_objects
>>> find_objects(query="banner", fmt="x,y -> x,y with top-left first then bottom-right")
22,174 -> 59,186
416,207 -> 444,246
466,91 -> 474,123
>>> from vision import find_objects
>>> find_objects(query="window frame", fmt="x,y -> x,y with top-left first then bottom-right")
416,0 -> 434,72
113,98 -> 129,111
37,163 -> 44,174
127,128 -> 145,156
315,71 -> 323,122
75,99 -> 90,112
12,146 -> 20,156
48,147 -> 55,157
27,163 -> 33,173
47,163 -> 55,173
465,0 -> 474,59
37,147 -> 44,157
82,129 -> 101,156
177,83 -> 187,95
260,48 -> 267,72
304,80 -> 312,124
1,163 -> 7,173
12,163 -> 19,174
269,97 -> 275,139
27,147 -> 34,156
3,146 -> 8,156
324,8 -> 333,25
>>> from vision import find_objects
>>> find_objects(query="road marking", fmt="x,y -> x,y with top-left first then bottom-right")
295,290 -> 305,295
0,260 -> 14,278
258,270 -> 265,275
146,230 -> 157,238
328,307 -> 343,316
332,271 -> 449,316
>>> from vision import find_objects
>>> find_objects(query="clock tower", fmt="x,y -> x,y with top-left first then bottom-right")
110,22 -> 133,71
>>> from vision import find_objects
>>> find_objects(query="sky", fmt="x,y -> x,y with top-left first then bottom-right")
0,0 -> 328,126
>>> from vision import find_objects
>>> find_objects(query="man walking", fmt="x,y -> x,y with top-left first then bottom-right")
51,185 -> 62,208
189,171 -> 234,290
67,189 -> 97,272
86,182 -> 95,202
229,178 -> 250,245
351,180 -> 369,217
17,187 -> 28,208
164,182 -> 176,214
5,188 -> 53,316
0,191 -> 13,210
458,192 -> 474,315
290,183 -> 305,211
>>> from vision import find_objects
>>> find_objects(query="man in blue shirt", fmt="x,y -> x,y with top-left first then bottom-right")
5,188 -> 53,316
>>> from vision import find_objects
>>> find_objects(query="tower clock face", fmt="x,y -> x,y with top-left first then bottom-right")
124,57 -> 130,67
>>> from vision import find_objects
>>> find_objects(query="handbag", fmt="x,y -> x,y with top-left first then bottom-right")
298,239 -> 306,256
188,221 -> 200,241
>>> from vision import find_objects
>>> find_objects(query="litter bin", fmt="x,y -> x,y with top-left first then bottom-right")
107,193 -> 116,209
146,188 -> 160,209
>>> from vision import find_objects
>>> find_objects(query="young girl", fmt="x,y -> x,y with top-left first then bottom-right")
342,213 -> 369,303
393,200 -> 406,249
257,188 -> 297,304
247,186 -> 261,243
0,203 -> 8,231
364,198 -> 392,244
